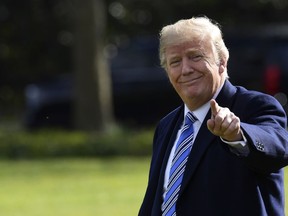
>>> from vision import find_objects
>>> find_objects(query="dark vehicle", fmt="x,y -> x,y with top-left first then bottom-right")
224,24 -> 288,115
24,25 -> 288,129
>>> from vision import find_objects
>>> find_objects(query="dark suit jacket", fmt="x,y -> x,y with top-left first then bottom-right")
139,80 -> 288,216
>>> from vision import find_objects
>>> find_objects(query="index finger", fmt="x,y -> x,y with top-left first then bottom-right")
210,99 -> 220,117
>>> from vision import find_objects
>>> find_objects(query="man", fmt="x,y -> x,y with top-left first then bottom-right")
139,16 -> 288,216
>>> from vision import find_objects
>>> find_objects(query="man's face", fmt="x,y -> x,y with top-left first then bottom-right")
165,39 -> 225,110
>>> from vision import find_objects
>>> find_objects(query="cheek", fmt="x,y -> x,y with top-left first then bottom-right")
167,70 -> 180,82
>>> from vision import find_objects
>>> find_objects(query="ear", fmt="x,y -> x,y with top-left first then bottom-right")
218,60 -> 226,74
219,64 -> 225,74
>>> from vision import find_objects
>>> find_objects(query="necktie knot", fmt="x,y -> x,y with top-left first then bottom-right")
185,112 -> 197,126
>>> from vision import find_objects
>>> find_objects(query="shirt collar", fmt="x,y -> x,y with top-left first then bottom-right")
184,83 -> 224,124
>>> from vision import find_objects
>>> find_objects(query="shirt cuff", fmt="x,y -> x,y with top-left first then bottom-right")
220,130 -> 250,156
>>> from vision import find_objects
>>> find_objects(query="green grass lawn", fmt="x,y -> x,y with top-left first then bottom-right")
0,158 -> 287,216
0,158 -> 150,216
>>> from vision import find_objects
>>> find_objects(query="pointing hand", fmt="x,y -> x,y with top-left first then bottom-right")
207,99 -> 242,142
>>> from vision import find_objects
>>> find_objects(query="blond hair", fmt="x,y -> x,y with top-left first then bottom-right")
159,16 -> 229,74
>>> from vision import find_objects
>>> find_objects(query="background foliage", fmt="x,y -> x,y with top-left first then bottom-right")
0,126 -> 153,159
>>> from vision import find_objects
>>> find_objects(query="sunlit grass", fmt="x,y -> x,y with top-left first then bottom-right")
0,158 -> 150,216
0,158 -> 287,216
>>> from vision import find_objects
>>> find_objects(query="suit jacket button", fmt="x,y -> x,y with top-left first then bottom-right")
255,141 -> 264,151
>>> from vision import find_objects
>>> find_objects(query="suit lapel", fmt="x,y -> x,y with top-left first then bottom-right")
151,106 -> 184,214
155,111 -> 183,190
179,80 -> 237,196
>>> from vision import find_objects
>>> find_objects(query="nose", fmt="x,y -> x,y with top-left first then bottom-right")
181,57 -> 194,75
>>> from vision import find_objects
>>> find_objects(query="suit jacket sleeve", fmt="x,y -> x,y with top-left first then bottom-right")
233,90 -> 288,173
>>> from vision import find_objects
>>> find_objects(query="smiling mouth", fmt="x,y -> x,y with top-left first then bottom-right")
180,76 -> 202,84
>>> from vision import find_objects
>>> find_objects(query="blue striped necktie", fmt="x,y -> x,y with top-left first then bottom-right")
162,112 -> 197,216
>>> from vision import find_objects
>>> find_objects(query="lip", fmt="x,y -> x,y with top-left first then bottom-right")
179,76 -> 203,84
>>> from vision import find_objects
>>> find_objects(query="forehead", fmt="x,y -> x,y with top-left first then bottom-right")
165,39 -> 213,56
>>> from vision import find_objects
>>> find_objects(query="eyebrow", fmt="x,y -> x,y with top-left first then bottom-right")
167,48 -> 204,60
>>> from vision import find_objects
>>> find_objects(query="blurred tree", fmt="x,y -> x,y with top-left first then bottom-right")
73,0 -> 114,131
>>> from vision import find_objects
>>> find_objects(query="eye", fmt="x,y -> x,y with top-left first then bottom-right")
169,58 -> 181,67
190,54 -> 203,62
